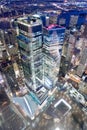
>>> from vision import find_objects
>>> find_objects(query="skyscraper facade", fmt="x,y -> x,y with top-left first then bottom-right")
76,47 -> 87,76
43,24 -> 65,89
57,10 -> 87,28
17,15 -> 65,104
17,16 -> 43,91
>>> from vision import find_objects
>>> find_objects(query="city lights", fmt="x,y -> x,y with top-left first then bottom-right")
0,0 -> 87,130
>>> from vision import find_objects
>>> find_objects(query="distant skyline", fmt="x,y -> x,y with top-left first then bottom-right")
5,0 -> 87,2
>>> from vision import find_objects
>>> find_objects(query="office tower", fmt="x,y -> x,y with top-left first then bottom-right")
62,30 -> 70,55
0,30 -> 6,47
57,11 -> 70,28
40,15 -> 49,27
0,72 -> 12,106
76,47 -> 87,76
0,40 -> 6,62
0,29 -> 18,61
17,15 -> 49,105
4,29 -> 17,46
82,24 -> 87,38
59,30 -> 70,76
49,14 -> 58,25
43,24 -> 65,88
57,10 -> 87,28
17,16 -> 65,105
0,84 -> 10,106
17,16 -> 43,91
0,28 -> 17,46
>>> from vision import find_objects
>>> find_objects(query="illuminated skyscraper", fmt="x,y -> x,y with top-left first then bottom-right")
43,24 -> 65,89
17,15 -> 65,104
57,10 -> 87,28
76,47 -> 87,76
17,15 -> 43,91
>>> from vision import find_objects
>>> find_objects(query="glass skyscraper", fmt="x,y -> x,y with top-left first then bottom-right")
17,15 -> 43,91
17,15 -> 65,104
43,24 -> 65,89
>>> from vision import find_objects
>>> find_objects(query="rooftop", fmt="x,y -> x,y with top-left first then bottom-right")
44,24 -> 65,30
17,16 -> 42,27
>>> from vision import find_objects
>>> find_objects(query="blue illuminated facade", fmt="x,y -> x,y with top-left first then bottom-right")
57,9 -> 87,28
